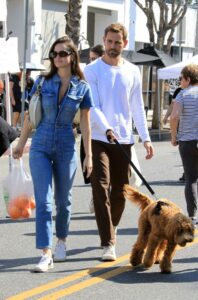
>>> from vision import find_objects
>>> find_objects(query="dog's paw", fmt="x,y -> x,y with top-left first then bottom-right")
130,260 -> 142,267
143,260 -> 153,269
154,260 -> 160,264
160,268 -> 171,274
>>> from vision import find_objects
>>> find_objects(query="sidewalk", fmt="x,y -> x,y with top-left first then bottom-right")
147,109 -> 171,141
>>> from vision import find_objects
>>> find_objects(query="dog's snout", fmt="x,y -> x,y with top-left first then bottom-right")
187,237 -> 194,243
181,236 -> 194,246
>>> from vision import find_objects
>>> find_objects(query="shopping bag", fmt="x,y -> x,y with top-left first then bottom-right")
2,158 -> 36,219
130,146 -> 142,188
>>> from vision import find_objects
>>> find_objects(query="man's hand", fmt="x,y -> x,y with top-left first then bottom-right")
106,129 -> 117,143
143,141 -> 154,159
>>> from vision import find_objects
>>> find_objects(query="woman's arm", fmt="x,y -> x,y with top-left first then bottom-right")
13,112 -> 32,158
80,108 -> 92,178
170,102 -> 182,146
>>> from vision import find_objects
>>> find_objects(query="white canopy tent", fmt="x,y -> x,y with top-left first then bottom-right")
155,54 -> 198,140
158,54 -> 198,80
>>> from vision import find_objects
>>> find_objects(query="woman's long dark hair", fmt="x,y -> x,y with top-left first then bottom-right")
45,35 -> 84,80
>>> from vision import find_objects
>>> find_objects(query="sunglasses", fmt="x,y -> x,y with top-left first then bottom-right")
49,50 -> 72,59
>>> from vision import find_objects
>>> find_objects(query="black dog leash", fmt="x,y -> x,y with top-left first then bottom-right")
107,134 -> 157,199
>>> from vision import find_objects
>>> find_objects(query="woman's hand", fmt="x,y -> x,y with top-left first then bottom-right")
13,144 -> 24,159
171,136 -> 178,146
83,155 -> 93,178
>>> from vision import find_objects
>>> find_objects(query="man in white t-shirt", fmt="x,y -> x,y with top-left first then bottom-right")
84,23 -> 154,261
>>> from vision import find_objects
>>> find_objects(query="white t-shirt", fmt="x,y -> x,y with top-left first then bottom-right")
84,58 -> 150,144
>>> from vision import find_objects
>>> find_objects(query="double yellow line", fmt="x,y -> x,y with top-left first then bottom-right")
8,234 -> 198,300
7,253 -> 130,300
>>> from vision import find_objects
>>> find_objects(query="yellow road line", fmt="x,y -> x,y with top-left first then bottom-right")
38,264 -> 132,300
37,237 -> 198,300
7,231 -> 198,300
7,253 -> 130,300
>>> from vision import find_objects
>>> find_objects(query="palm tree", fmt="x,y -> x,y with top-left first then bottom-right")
65,0 -> 83,47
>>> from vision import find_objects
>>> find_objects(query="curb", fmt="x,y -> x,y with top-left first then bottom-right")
149,129 -> 171,142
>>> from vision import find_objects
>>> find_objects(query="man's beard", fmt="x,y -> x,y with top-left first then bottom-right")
106,49 -> 121,58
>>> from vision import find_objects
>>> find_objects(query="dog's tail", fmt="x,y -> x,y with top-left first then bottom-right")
123,184 -> 154,211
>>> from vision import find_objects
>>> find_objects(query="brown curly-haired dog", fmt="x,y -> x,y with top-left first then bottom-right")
124,185 -> 194,274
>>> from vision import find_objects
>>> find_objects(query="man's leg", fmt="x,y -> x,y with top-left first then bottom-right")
91,140 -> 114,247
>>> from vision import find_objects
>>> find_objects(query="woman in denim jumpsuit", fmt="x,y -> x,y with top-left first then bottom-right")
13,36 -> 93,272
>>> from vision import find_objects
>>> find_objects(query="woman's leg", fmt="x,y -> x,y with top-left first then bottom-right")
179,141 -> 198,218
30,151 -> 53,250
53,151 -> 77,239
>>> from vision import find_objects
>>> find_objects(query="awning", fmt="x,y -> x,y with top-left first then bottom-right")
137,46 -> 176,67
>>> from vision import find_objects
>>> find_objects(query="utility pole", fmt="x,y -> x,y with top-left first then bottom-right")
178,21 -> 183,61
21,0 -> 29,126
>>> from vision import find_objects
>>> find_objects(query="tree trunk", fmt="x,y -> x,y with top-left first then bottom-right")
65,0 -> 83,47
152,75 -> 164,130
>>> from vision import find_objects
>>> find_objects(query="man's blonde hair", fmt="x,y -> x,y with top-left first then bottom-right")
104,23 -> 128,41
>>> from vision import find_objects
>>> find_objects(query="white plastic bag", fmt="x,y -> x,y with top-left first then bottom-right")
130,147 -> 142,188
2,158 -> 35,219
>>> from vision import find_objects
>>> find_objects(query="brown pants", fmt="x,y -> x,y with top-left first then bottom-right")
91,140 -> 132,247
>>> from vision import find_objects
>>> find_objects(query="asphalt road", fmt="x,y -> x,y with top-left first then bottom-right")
0,137 -> 198,300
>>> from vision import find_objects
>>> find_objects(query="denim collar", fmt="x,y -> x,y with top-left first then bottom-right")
52,73 -> 79,87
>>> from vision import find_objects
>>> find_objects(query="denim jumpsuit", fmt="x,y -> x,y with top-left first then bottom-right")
29,74 -> 93,249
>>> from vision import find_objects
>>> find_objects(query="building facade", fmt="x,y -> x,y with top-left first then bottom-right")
3,0 -> 198,67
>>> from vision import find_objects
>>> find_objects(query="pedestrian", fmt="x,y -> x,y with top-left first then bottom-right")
84,23 -> 154,261
163,85 -> 185,182
9,71 -> 22,131
0,79 -> 5,119
170,64 -> 198,227
25,70 -> 34,110
89,44 -> 105,62
0,116 -> 18,157
13,35 -> 93,272
163,86 -> 182,125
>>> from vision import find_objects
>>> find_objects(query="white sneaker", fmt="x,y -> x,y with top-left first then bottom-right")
89,198 -> 94,213
54,240 -> 67,262
32,254 -> 54,273
102,245 -> 116,261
